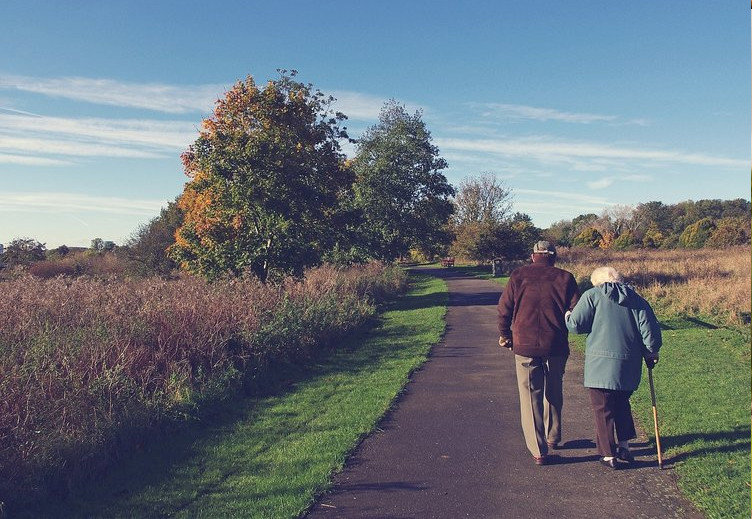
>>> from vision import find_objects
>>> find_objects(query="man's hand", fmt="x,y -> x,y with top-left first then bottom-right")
644,355 -> 659,369
498,336 -> 513,350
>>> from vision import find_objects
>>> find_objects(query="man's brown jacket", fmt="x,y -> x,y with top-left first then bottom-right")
497,262 -> 580,358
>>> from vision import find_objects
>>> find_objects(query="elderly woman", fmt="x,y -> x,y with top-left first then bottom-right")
565,266 -> 662,469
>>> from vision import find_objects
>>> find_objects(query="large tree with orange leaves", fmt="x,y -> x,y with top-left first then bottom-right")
170,71 -> 352,281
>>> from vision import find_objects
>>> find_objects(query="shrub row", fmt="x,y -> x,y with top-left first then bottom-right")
0,262 -> 406,509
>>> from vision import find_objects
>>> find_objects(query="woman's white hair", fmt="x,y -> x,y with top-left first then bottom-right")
590,266 -> 623,286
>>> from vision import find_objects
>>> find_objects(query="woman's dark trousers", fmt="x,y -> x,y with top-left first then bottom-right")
588,388 -> 636,457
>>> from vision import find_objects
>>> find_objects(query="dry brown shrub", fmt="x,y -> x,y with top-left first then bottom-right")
0,262 -> 406,507
557,247 -> 751,325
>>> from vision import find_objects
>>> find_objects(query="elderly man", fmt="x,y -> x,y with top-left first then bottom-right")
497,241 -> 580,465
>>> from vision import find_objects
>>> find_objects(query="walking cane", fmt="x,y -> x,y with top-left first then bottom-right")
647,366 -> 663,469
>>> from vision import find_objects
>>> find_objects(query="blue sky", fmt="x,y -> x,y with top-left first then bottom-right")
1,1 -> 749,248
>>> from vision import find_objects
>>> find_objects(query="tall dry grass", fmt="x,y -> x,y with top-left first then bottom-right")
557,247 -> 751,325
0,262 -> 406,508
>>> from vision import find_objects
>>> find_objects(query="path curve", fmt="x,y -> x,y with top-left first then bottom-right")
306,268 -> 702,519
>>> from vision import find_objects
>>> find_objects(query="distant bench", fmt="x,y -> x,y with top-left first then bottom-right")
441,257 -> 455,268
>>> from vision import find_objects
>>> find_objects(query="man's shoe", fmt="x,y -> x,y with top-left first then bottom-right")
616,447 -> 634,463
599,457 -> 619,469
533,455 -> 548,466
547,442 -> 559,450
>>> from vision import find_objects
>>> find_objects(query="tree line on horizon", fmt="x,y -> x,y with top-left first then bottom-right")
2,71 -> 750,278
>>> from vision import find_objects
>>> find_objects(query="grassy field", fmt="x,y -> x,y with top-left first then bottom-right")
26,274 -> 447,518
456,247 -> 751,519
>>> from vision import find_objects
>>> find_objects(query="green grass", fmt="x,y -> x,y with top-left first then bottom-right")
27,274 -> 447,519
569,317 -> 751,519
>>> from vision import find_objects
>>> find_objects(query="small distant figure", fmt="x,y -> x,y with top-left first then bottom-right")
441,256 -> 455,268
497,241 -> 580,465
566,266 -> 662,469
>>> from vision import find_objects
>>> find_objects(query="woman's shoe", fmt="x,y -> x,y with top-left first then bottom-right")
616,447 -> 635,464
599,457 -> 619,469
533,455 -> 548,466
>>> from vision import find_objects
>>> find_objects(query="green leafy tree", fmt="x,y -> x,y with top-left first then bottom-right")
352,100 -> 455,261
573,227 -> 603,248
170,71 -> 352,281
611,230 -> 636,250
47,244 -> 70,260
125,199 -> 184,277
641,223 -> 665,248
706,217 -> 751,247
90,238 -> 104,253
679,217 -> 716,248
543,219 -> 575,247
720,198 -> 751,219
633,201 -> 672,244
570,214 -> 598,240
451,213 -> 539,262
502,212 -> 542,259
3,238 -> 46,267
89,238 -> 116,254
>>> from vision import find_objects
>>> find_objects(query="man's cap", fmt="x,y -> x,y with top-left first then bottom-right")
532,240 -> 556,255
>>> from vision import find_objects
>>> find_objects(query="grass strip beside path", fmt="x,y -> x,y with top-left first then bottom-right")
39,273 -> 447,519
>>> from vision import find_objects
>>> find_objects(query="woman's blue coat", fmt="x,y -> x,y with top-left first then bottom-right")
566,282 -> 662,391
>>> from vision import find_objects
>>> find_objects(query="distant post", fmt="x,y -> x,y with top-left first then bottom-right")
492,258 -> 503,277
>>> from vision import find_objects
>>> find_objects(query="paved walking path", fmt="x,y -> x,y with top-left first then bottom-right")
306,268 -> 702,519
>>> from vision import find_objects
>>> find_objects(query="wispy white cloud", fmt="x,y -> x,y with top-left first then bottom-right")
0,192 -> 165,215
0,113 -> 196,148
587,177 -> 615,190
0,153 -> 72,166
0,74 -> 226,113
586,174 -> 653,190
0,135 -> 167,159
513,188 -> 613,220
0,112 -> 197,162
472,103 -> 618,124
0,106 -> 44,117
436,136 -> 747,169
516,188 -> 609,204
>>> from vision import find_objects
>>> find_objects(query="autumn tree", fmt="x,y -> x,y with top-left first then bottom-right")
572,227 -> 603,248
641,223 -> 666,248
632,201 -> 672,245
449,172 -> 540,262
449,173 -> 515,261
170,71 -> 352,281
351,100 -> 454,261
706,216 -> 751,247
679,217 -> 715,248
543,219 -> 575,247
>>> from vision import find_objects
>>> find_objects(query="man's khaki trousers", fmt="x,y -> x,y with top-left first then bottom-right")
514,354 -> 567,457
